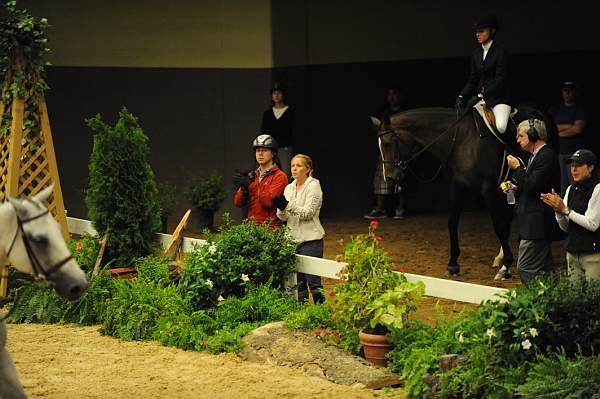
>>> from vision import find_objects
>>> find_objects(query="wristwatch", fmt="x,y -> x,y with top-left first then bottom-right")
562,207 -> 571,216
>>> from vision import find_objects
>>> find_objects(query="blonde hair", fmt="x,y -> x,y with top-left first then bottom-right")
292,154 -> 314,177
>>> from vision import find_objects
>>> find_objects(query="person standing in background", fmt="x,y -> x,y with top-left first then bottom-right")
549,81 -> 588,195
364,87 -> 406,220
275,154 -> 325,303
261,82 -> 295,178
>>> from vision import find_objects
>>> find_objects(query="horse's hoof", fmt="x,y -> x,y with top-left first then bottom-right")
446,266 -> 460,277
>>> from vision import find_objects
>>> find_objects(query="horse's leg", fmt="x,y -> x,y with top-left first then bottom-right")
492,246 -> 504,268
0,321 -> 27,399
482,180 -> 515,271
447,183 -> 465,276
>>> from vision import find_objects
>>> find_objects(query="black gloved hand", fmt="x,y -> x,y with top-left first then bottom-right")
455,95 -> 464,111
233,171 -> 252,190
465,95 -> 480,110
272,194 -> 289,210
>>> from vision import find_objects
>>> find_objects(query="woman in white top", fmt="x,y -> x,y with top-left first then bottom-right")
274,154 -> 325,303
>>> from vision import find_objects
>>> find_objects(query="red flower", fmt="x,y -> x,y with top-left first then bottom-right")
375,236 -> 382,241
76,242 -> 83,251
328,290 -> 336,297
369,220 -> 379,229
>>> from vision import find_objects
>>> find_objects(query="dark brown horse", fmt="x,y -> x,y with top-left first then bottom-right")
373,106 -> 548,277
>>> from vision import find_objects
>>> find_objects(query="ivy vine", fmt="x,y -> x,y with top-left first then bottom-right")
0,0 -> 50,157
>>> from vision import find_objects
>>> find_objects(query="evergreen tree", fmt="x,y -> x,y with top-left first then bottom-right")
85,107 -> 161,265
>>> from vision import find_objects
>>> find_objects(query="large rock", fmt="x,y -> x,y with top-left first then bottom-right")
239,322 -> 402,389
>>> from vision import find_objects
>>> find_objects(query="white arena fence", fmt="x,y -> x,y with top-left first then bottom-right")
67,217 -> 507,304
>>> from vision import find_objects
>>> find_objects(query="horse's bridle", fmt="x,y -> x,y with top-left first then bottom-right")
377,121 -> 459,183
5,203 -> 73,282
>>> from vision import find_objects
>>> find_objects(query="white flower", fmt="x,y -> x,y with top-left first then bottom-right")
529,328 -> 538,337
457,331 -> 465,343
486,328 -> 495,338
521,339 -> 532,350
241,274 -> 250,282
21,138 -> 27,146
217,295 -> 225,302
205,279 -> 213,288
208,244 -> 217,255
510,290 -> 517,299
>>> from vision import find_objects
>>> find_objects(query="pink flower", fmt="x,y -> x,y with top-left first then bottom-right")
369,220 -> 379,229
76,242 -> 83,251
375,236 -> 382,241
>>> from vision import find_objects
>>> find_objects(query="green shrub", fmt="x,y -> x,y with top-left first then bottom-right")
183,171 -> 226,211
284,302 -> 335,331
7,274 -> 114,325
179,220 -> 297,309
154,311 -> 214,351
100,278 -> 189,341
516,351 -> 600,399
67,233 -> 100,273
134,255 -> 172,284
85,107 -> 161,265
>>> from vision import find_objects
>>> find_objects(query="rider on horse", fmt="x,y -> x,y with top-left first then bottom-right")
456,15 -> 511,135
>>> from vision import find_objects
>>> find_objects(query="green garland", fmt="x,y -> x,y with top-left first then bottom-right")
0,0 -> 50,157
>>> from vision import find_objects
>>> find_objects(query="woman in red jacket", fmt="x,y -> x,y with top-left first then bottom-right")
233,134 -> 288,229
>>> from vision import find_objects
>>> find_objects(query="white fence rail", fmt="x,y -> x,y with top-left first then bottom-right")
67,217 -> 507,304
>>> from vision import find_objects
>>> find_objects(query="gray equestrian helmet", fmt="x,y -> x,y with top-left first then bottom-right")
252,134 -> 278,150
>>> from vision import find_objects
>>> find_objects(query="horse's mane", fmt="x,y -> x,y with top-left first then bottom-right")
393,107 -> 455,118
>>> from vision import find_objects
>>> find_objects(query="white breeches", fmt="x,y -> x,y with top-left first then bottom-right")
492,103 -> 511,134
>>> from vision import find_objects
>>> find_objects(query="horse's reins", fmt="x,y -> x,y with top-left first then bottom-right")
378,119 -> 459,183
1,203 -> 73,322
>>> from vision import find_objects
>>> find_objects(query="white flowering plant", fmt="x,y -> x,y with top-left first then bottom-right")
178,219 -> 298,310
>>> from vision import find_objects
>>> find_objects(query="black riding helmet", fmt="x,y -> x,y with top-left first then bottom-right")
474,14 -> 499,31
270,82 -> 286,93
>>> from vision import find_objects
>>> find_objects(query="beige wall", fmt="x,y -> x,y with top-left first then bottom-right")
11,1 -> 598,68
17,0 -> 273,68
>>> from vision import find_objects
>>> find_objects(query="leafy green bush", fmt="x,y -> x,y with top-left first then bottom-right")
85,107 -> 161,265
100,278 -> 190,341
67,234 -> 100,273
184,171 -> 225,211
156,180 -> 178,216
179,220 -> 297,309
134,255 -> 172,284
7,274 -> 114,325
284,302 -> 335,331
516,351 -> 600,399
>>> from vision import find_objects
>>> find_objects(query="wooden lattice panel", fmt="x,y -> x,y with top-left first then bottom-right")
1,84 -> 70,297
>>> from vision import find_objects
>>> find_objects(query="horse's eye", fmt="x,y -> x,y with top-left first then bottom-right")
28,234 -> 48,246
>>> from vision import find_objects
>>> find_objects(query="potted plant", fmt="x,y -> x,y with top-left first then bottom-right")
330,220 -> 425,366
184,171 -> 225,233
156,181 -> 177,233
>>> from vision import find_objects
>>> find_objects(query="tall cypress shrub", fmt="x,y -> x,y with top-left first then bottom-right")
85,107 -> 161,264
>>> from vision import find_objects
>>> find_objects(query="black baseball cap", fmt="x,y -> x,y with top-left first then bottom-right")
567,149 -> 597,165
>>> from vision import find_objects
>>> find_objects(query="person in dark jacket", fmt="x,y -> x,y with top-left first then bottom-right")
456,15 -> 511,134
503,119 -> 560,282
541,149 -> 600,281
261,82 -> 295,177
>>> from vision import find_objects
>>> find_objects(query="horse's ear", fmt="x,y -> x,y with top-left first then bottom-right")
32,183 -> 54,204
370,116 -> 381,128
7,197 -> 28,216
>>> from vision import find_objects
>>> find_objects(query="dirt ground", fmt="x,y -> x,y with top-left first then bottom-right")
321,211 -> 566,289
6,324 -> 403,399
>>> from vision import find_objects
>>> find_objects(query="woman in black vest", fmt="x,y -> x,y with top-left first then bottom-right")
456,15 -> 511,134
542,149 -> 600,281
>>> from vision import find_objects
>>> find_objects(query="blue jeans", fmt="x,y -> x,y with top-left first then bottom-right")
297,239 -> 324,303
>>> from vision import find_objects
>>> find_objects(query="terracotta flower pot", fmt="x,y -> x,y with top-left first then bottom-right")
359,330 -> 394,367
